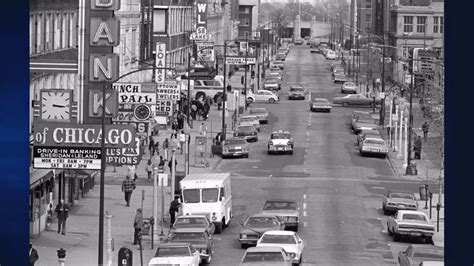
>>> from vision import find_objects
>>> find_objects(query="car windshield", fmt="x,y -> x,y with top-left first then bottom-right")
263,201 -> 297,210
155,247 -> 191,257
290,88 -> 304,92
265,79 -> 278,83
364,139 -> 385,145
238,126 -> 255,132
357,114 -> 373,121
413,250 -> 444,260
170,232 -> 207,241
182,189 -> 200,203
268,74 -> 280,78
314,99 -> 329,104
243,252 -> 285,262
271,133 -> 291,139
260,234 -> 296,244
389,193 -> 414,200
358,118 -> 374,123
202,188 -> 219,203
246,217 -> 279,227
344,82 -> 356,86
225,139 -> 247,145
175,218 -> 207,226
250,108 -> 266,114
402,213 -> 428,222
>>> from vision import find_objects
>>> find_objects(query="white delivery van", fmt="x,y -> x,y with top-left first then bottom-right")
179,173 -> 232,234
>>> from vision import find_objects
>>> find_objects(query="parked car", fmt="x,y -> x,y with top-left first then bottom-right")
359,137 -> 388,158
268,130 -> 294,155
310,47 -> 321,53
333,94 -> 381,107
398,244 -> 444,266
148,243 -> 201,266
351,110 -> 372,124
234,125 -> 258,143
273,60 -> 284,70
294,38 -> 304,45
341,82 -> 357,94
261,199 -> 300,232
276,53 -> 286,61
351,115 -> 378,134
270,66 -> 282,74
267,72 -> 283,82
222,137 -> 250,158
247,90 -> 279,104
257,230 -> 305,265
333,73 -> 349,84
325,50 -> 337,60
167,228 -> 214,264
288,86 -> 305,100
171,215 -> 216,235
239,214 -> 285,248
248,107 -> 269,124
240,246 -> 292,265
382,191 -> 418,215
239,115 -> 261,132
331,61 -> 343,71
387,210 -> 435,243
310,98 -> 332,112
357,129 -> 381,146
264,78 -> 281,91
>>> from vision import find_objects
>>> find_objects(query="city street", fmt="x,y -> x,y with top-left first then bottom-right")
209,45 -> 438,265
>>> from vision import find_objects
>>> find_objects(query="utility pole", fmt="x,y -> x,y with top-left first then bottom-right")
222,41 -> 227,141
406,67 -> 415,175
380,33 -> 386,126
186,53 -> 191,125
244,33 -> 249,111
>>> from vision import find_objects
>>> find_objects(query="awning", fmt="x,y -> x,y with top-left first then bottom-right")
30,169 -> 57,187
63,169 -> 97,179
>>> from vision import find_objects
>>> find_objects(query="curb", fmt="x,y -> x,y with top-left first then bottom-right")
386,154 -> 400,178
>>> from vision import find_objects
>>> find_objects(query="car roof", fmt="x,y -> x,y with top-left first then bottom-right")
248,213 -> 280,218
226,137 -> 247,141
388,190 -> 415,195
246,246 -> 285,253
249,107 -> 267,111
312,98 -> 329,101
261,230 -> 297,236
242,115 -> 258,119
364,137 -> 384,142
272,130 -> 291,134
176,215 -> 208,219
397,210 -> 427,215
157,242 -> 192,248
172,227 -> 208,233
406,244 -> 444,251
264,199 -> 297,203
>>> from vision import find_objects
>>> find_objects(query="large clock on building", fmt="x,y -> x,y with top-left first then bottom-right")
134,104 -> 151,121
40,89 -> 72,122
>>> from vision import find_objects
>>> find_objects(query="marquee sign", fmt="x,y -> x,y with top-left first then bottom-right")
157,83 -> 180,101
225,57 -> 257,65
33,146 -> 102,170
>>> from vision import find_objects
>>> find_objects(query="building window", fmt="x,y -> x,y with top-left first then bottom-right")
54,13 -> 61,50
45,14 -> 52,51
403,16 -> 413,33
131,28 -> 137,57
153,9 -> 166,33
365,14 -> 371,22
30,15 -> 35,55
434,16 -> 444,34
416,16 -> 426,33
62,13 -> 68,49
239,7 -> 249,13
366,0 -> 372,8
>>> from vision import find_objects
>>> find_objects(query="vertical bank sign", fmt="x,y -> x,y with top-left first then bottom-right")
155,43 -> 166,83
193,0 -> 208,40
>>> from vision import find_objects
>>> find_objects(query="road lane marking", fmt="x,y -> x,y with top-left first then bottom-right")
303,194 -> 307,200
303,203 -> 307,210
372,186 -> 386,190
303,211 -> 307,217
303,221 -> 307,228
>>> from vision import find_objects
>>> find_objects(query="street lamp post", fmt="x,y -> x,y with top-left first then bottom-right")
222,41 -> 227,141
244,33 -> 249,111
379,33 -> 386,126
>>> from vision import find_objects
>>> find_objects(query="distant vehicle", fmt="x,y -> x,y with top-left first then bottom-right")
310,98 -> 332,112
273,60 -> 284,70
304,36 -> 310,40
351,110 -> 372,124
239,115 -> 261,132
387,210 -> 435,243
247,90 -> 279,104
382,191 -> 418,215
268,130 -> 294,155
351,115 -> 378,134
193,78 -> 224,100
222,137 -> 249,158
270,66 -> 282,74
240,246 -> 292,266
294,38 -> 304,45
357,129 -> 381,146
333,73 -> 349,84
310,47 -> 321,53
277,48 -> 289,56
360,137 -> 388,158
267,72 -> 283,82
180,173 -> 232,234
257,230 -> 305,265
264,78 -> 281,91
248,107 -> 269,124
148,243 -> 200,266
276,53 -> 286,61
325,50 -> 337,60
239,214 -> 285,248
398,244 -> 444,266
167,228 -> 214,264
171,215 -> 216,235
288,86 -> 305,100
261,199 -> 300,231
341,82 -> 357,94
333,94 -> 381,107
234,125 -> 259,143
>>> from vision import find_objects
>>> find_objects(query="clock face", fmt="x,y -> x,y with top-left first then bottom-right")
134,104 -> 151,121
41,90 -> 72,121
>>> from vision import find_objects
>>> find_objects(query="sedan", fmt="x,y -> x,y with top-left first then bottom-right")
234,125 -> 258,142
248,107 -> 269,124
239,214 -> 285,248
333,73 -> 349,84
267,72 -> 282,82
382,191 -> 418,215
288,86 -> 305,100
261,200 -> 300,232
351,116 -> 378,134
398,244 -> 444,266
273,60 -> 284,70
239,115 -> 261,132
360,137 -> 388,158
333,94 -> 381,107
167,228 -> 214,264
341,82 -> 357,94
310,98 -> 332,112
264,78 -> 281,91
240,246 -> 292,266
148,243 -> 200,266
387,210 -> 435,243
257,231 -> 305,265
222,137 -> 249,158
171,215 -> 215,235
357,129 -> 381,146
247,90 -> 279,104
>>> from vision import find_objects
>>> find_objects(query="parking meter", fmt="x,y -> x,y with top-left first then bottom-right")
118,247 -> 132,266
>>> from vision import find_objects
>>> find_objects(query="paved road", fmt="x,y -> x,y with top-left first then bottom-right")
208,45 -> 436,265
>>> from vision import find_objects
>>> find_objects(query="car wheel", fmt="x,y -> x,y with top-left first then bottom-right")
268,98 -> 276,103
215,223 -> 223,234
342,102 -> 348,107
205,250 -> 212,264
244,154 -> 249,158
425,236 -> 434,245
310,108 -> 314,112
387,225 -> 393,236
247,97 -> 254,103
268,150 -> 272,155
289,150 -> 294,155
241,243 -> 248,249
393,233 -> 400,242
370,102 -> 375,108
383,207 -> 389,216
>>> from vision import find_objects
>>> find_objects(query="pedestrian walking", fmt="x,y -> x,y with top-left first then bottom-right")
152,133 -> 160,156
163,138 -> 169,161
400,87 -> 406,98
199,122 -> 207,136
55,199 -> 69,235
29,243 -> 39,266
216,94 -> 223,110
422,121 -> 430,141
215,132 -> 222,146
179,130 -> 186,155
146,159 -> 153,182
169,196 -> 181,227
168,158 -> 178,172
121,175 -> 136,207
158,156 -> 165,172
128,165 -> 138,181
413,136 -> 422,160
133,208 -> 143,246
148,133 -> 155,156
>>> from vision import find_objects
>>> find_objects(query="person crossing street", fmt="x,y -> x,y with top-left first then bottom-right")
121,175 -> 136,207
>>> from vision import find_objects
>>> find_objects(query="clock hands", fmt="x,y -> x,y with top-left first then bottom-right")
52,104 -> 67,108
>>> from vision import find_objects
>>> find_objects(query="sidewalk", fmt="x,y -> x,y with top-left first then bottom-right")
416,193 -> 444,247
30,108 -> 228,265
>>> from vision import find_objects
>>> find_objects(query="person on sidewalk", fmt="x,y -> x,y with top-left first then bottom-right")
55,199 -> 69,235
168,158 -> 178,173
215,132 -> 222,146
121,175 -> 136,207
178,131 -> 186,155
128,165 -> 138,181
169,196 -> 181,227
133,208 -> 143,246
400,87 -> 406,98
152,132 -> 160,156
422,121 -> 430,141
414,136 -> 422,160
29,243 -> 39,266
158,156 -> 165,172
163,138 -> 169,161
146,159 -> 153,182
148,133 -> 155,156
216,94 -> 223,110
